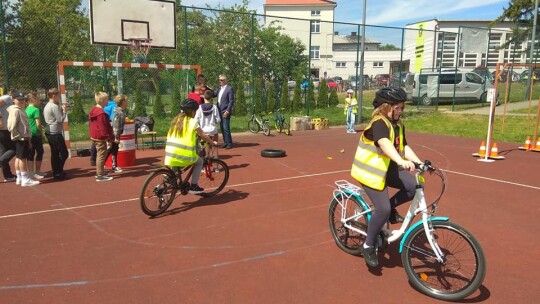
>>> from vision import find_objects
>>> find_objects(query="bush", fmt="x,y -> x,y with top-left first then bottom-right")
133,82 -> 147,117
292,76 -> 302,112
234,79 -> 247,116
266,82 -> 276,113
152,81 -> 166,118
170,77 -> 181,117
69,91 -> 87,123
329,88 -> 339,107
280,78 -> 289,111
318,78 -> 328,108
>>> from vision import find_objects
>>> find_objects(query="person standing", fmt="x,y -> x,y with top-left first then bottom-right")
90,98 -> 116,166
351,87 -> 422,268
43,88 -> 69,180
7,92 -> 39,186
107,94 -> 128,173
214,74 -> 235,149
194,89 -> 220,158
344,89 -> 358,133
25,92 -> 45,179
194,74 -> 211,104
89,92 -> 114,182
0,91 -> 16,182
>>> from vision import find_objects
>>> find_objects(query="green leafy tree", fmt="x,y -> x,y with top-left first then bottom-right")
235,79 -> 247,116
329,88 -> 339,107
152,80 -> 166,118
379,44 -> 400,50
308,80 -> 316,112
69,91 -> 86,123
292,76 -> 302,113
266,82 -> 276,113
492,0 -> 539,52
280,79 -> 289,112
318,79 -> 329,108
133,82 -> 147,117
170,76 -> 181,117
253,77 -> 264,114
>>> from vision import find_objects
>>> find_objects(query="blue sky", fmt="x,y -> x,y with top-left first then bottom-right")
180,0 -> 509,27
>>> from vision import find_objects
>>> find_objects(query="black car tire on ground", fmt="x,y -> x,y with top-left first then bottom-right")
261,149 -> 286,158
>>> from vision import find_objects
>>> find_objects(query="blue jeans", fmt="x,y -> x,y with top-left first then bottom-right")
346,107 -> 356,132
220,117 -> 232,146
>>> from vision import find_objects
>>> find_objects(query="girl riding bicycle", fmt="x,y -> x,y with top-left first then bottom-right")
351,87 -> 422,267
164,98 -> 217,194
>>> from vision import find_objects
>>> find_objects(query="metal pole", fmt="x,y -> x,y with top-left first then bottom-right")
184,7 -> 189,65
358,0 -> 367,123
116,47 -> 124,94
250,14 -> 255,109
526,0 -> 538,101
307,20 -> 312,116
0,0 -> 9,91
354,24 -> 360,98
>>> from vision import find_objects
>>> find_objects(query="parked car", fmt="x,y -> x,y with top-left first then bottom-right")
348,75 -> 371,90
519,69 -> 540,82
326,78 -> 339,90
332,76 -> 343,86
374,74 -> 390,86
287,80 -> 296,89
300,77 -> 320,89
404,70 -> 496,106
492,70 -> 519,82
390,71 -> 408,87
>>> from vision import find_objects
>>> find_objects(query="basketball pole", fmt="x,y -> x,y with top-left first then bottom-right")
116,46 -> 124,94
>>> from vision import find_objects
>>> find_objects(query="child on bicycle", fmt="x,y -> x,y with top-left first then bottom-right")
351,87 -> 422,267
164,98 -> 217,194
194,89 -> 220,158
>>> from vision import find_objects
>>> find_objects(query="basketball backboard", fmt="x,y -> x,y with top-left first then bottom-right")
89,0 -> 176,49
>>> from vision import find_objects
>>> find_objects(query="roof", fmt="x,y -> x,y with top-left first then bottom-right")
333,35 -> 379,45
265,0 -> 336,6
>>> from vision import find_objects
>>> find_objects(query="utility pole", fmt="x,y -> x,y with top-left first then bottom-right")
526,0 -> 539,100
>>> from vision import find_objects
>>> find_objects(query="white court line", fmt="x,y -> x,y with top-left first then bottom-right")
1,168 -> 538,220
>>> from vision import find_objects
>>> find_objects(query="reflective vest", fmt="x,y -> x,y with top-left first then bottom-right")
164,117 -> 199,167
344,97 -> 358,115
351,115 -> 404,190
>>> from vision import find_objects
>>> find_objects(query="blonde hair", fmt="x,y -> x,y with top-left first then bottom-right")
168,113 -> 189,137
94,91 -> 108,104
114,94 -> 127,107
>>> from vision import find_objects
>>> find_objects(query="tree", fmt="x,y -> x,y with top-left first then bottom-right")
280,79 -> 289,111
491,0 -> 539,52
308,80 -> 316,112
379,44 -> 400,50
318,79 -> 329,108
329,88 -> 339,107
170,77 -> 181,117
133,82 -> 147,117
235,79 -> 247,116
69,91 -> 86,123
292,76 -> 302,113
152,80 -> 166,118
266,82 -> 276,113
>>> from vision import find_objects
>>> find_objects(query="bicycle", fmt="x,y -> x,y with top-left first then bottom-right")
271,108 -> 291,136
247,108 -> 270,136
140,141 -> 229,217
328,160 -> 486,301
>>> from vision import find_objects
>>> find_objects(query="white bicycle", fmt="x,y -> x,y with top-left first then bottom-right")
329,161 -> 486,301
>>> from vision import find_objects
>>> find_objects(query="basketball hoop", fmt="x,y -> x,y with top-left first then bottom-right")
127,38 -> 152,63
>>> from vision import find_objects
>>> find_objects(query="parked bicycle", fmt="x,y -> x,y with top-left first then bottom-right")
329,160 -> 486,301
271,108 -> 291,135
247,106 -> 270,136
140,141 -> 229,217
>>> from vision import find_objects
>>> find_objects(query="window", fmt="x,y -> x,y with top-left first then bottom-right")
310,46 -> 320,59
311,21 -> 320,33
311,10 -> 321,16
336,62 -> 346,68
373,62 -> 383,67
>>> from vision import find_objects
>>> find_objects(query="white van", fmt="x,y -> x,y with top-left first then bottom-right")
404,71 -> 494,106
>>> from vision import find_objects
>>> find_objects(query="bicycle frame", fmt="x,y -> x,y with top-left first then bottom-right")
333,169 -> 446,263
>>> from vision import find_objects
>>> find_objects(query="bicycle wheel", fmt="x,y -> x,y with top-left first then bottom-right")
248,118 -> 260,133
328,195 -> 367,256
198,159 -> 229,197
140,168 -> 177,216
274,120 -> 281,133
401,221 -> 486,301
262,121 -> 270,136
282,120 -> 291,136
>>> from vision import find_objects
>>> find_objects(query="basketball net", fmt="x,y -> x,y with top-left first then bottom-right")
127,38 -> 152,63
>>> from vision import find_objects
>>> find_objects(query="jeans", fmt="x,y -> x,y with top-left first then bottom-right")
346,107 -> 356,132
0,130 -> 15,178
45,133 -> 69,177
220,117 -> 232,146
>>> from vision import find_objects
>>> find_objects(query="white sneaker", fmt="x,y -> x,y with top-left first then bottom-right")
33,174 -> 44,180
96,175 -> 114,182
16,177 -> 21,185
35,171 -> 47,178
112,167 -> 123,173
21,179 -> 40,187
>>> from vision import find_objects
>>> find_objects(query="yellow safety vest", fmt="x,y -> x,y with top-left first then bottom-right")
344,97 -> 358,115
164,117 -> 199,167
351,115 -> 404,190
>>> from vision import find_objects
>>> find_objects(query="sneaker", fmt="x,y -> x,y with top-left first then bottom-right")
95,172 -> 110,179
359,245 -> 379,267
112,167 -> 123,173
3,176 -> 16,183
389,209 -> 404,224
33,173 -> 45,180
188,184 -> 204,194
96,175 -> 113,182
35,171 -> 47,178
16,177 -> 21,185
21,179 -> 40,187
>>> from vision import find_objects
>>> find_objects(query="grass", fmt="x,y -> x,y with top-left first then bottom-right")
68,87 -> 540,145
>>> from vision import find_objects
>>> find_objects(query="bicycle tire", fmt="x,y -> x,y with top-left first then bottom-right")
328,195 -> 367,256
401,221 -> 486,301
248,119 -> 260,133
140,168 -> 177,216
198,159 -> 229,197
282,121 -> 291,136
262,121 -> 270,136
274,120 -> 281,133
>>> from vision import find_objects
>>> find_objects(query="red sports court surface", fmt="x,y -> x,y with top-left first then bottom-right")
1,128 -> 539,303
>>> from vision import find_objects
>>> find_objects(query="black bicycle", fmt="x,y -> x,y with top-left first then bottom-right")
271,108 -> 291,136
140,142 -> 229,216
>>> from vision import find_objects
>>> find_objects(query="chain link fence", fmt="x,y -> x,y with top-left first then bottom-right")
1,1 -> 539,142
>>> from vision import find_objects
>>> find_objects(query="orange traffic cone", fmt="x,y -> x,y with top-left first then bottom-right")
478,141 -> 486,157
489,143 -> 499,158
519,136 -> 532,150
533,137 -> 540,152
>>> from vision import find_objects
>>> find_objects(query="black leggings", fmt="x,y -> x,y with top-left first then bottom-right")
28,135 -> 44,161
362,163 -> 417,247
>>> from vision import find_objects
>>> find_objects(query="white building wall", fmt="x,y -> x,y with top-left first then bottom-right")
331,51 -> 402,79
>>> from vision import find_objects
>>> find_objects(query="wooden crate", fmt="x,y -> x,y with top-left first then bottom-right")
290,116 -> 312,131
